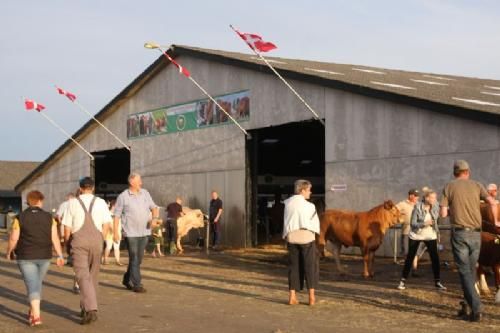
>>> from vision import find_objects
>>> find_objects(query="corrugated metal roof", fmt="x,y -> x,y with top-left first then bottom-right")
0,161 -> 40,191
15,45 -> 500,192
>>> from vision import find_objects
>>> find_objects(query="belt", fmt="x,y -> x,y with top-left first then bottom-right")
452,226 -> 481,232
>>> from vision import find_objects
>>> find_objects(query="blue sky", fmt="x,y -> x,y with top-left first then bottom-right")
1,0 -> 499,161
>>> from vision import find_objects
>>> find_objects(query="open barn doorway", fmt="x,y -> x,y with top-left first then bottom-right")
247,120 -> 325,246
92,148 -> 130,201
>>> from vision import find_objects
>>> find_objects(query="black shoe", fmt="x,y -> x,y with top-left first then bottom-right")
122,280 -> 133,290
470,312 -> 481,322
133,286 -> 147,293
80,310 -> 98,325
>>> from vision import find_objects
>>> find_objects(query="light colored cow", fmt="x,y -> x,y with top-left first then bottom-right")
176,207 -> 205,253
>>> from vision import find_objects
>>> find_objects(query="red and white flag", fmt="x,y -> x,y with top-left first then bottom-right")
24,99 -> 45,112
56,86 -> 77,102
232,26 -> 277,53
163,52 -> 190,77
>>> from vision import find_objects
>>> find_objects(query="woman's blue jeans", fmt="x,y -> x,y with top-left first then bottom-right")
17,259 -> 51,302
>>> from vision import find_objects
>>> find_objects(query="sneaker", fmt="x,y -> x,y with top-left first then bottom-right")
397,280 -> 406,290
73,285 -> 80,294
435,281 -> 447,291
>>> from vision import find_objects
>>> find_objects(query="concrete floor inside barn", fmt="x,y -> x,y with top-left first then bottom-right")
1,232 -> 499,333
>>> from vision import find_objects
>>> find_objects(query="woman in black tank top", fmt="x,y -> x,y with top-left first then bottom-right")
5,190 -> 64,327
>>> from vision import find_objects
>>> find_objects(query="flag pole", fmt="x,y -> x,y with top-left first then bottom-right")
73,100 -> 131,151
229,25 -> 325,126
38,111 -> 95,161
155,46 -> 251,138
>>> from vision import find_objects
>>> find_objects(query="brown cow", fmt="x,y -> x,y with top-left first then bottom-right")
476,203 -> 500,303
176,207 -> 206,254
317,200 -> 400,278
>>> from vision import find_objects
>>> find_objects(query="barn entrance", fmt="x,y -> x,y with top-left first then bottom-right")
247,120 -> 325,246
92,148 -> 130,201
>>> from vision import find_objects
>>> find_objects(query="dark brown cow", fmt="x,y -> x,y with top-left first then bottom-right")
317,201 -> 400,278
476,204 -> 500,303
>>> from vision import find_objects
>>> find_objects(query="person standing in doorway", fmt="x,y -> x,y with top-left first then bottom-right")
283,179 -> 320,306
440,160 -> 498,322
209,190 -> 223,248
114,173 -> 160,293
62,177 -> 112,325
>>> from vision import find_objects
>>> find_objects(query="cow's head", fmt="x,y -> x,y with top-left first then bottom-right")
191,209 -> 205,228
383,200 -> 400,227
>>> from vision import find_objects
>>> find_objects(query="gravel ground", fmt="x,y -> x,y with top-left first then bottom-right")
0,232 -> 499,333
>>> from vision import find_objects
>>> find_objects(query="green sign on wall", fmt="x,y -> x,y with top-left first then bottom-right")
127,90 -> 249,139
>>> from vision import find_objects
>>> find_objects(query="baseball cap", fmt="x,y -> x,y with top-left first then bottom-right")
453,160 -> 470,172
79,177 -> 95,188
408,188 -> 420,196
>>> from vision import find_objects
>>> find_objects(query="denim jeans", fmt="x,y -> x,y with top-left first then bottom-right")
451,230 -> 482,313
210,222 -> 219,246
17,259 -> 51,302
123,236 -> 148,287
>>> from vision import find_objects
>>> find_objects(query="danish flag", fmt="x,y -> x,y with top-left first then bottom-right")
232,26 -> 277,53
24,99 -> 45,112
163,52 -> 190,77
56,86 -> 77,102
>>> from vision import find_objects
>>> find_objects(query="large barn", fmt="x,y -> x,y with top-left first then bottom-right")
15,45 -> 500,249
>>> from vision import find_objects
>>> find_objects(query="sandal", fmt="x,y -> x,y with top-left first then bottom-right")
30,316 -> 42,326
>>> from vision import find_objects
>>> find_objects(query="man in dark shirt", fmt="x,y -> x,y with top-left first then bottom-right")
209,191 -> 223,247
165,197 -> 184,254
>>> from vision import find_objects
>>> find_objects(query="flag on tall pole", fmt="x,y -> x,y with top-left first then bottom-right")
230,25 -> 324,126
54,85 -> 130,151
144,42 -> 250,138
56,86 -> 77,102
23,98 -> 94,160
24,99 -> 46,112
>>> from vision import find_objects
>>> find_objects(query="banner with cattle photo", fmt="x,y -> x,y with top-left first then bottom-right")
127,90 -> 250,139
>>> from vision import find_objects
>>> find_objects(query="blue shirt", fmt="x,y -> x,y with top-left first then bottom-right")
114,189 -> 157,237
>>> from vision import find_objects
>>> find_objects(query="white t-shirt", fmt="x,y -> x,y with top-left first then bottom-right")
62,194 -> 112,233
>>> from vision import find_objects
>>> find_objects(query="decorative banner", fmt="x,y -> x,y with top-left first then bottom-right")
127,90 -> 249,139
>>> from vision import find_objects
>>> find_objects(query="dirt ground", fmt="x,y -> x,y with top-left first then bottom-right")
0,232 -> 499,333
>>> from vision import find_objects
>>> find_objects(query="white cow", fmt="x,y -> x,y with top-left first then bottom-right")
176,207 -> 205,253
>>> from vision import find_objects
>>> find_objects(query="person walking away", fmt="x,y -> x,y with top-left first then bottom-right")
397,190 -> 446,291
62,177 -> 112,325
283,179 -> 320,306
440,160 -> 498,322
5,190 -> 64,327
114,173 -> 160,293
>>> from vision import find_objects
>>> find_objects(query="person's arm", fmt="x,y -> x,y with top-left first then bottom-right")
410,205 -> 427,229
485,196 -> 499,226
439,188 -> 449,218
51,222 -> 65,266
214,201 -> 223,222
113,195 -> 124,242
5,219 -> 20,260
63,226 -> 72,255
